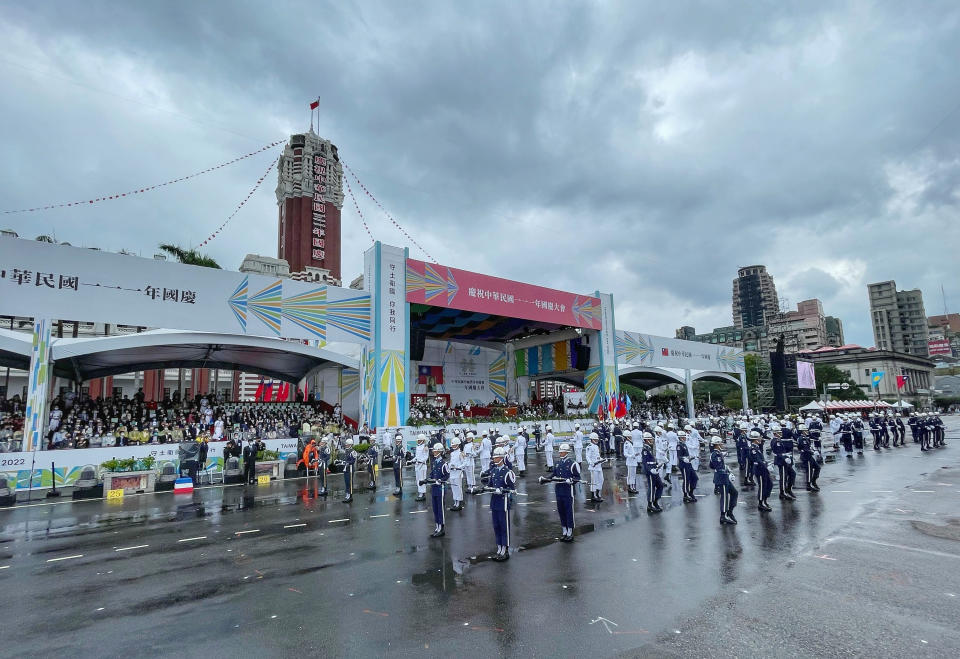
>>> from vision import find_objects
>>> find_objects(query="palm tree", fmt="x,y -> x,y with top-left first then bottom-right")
158,243 -> 221,269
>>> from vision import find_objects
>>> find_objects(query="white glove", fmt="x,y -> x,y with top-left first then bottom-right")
565,478 -> 573,484
495,488 -> 502,495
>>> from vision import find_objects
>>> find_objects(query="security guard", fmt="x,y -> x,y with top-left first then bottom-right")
710,435 -> 738,525
543,443 -> 580,542
771,428 -> 796,501
676,430 -> 698,503
392,433 -> 405,496
414,433 -> 429,501
797,429 -> 821,491
585,432 -> 604,502
623,428 -> 638,494
488,447 -> 516,561
641,432 -> 663,513
750,433 -> 773,511
342,437 -> 358,503
448,437 -> 465,511
424,443 -> 449,537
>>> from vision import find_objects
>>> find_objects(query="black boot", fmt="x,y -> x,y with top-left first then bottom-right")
725,512 -> 738,524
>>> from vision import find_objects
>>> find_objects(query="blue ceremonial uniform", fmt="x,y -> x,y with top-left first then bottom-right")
488,463 -> 516,558
677,441 -> 699,502
839,421 -> 853,455
750,444 -> 772,509
908,416 -> 919,443
342,448 -> 357,502
735,430 -> 752,486
797,433 -> 821,491
366,445 -> 379,488
710,448 -> 738,523
553,456 -> 580,539
429,455 -> 449,533
808,419 -> 823,450
771,438 -> 796,499
317,445 -> 330,495
392,441 -> 405,493
852,419 -> 864,453
641,445 -> 663,512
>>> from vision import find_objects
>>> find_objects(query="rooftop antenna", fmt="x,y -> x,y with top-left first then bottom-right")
942,282 -> 949,316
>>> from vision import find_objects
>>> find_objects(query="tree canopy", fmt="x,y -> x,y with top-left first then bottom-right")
159,243 -> 221,269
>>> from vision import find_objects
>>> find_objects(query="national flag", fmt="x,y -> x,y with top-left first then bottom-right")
598,393 -> 607,420
310,99 -> 320,110
625,394 -> 632,413
616,393 -> 627,418
263,380 -> 274,401
608,392 -> 617,417
896,375 -> 908,390
870,371 -> 885,387
276,382 -> 289,401
253,378 -> 264,401
417,365 -> 444,385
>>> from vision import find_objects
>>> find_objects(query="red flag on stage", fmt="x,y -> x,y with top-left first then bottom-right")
263,380 -> 274,401
616,393 -> 627,418
608,393 -> 617,418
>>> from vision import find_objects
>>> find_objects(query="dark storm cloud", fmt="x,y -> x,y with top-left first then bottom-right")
2,1 -> 960,344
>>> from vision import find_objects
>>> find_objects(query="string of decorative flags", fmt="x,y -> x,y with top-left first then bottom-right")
1,139 -> 285,215
344,174 -> 376,244
198,153 -> 278,247
342,160 -> 436,262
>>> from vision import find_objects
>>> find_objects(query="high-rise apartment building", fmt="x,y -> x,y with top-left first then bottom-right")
824,315 -> 844,347
732,265 -> 779,329
868,280 -> 928,356
276,130 -> 345,281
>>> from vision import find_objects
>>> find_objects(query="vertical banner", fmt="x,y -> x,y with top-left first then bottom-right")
23,318 -> 52,451
365,242 -> 409,428
590,292 -> 618,413
797,360 -> 816,390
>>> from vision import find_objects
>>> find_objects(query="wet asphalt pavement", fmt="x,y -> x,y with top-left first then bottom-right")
1,422 -> 959,659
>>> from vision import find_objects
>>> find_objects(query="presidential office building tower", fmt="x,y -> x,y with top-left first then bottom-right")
276,130 -> 345,284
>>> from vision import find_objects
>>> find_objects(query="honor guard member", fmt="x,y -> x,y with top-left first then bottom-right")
676,430 -> 699,503
688,425 -> 704,470
514,432 -> 527,476
919,413 -> 931,451
494,435 -> 514,470
710,435 -> 738,524
654,426 -> 671,485
463,432 -> 477,492
797,429 -> 822,491
665,423 -> 679,473
630,422 -> 643,464
807,416 -> 823,450
317,436 -> 331,496
392,433 -> 405,496
851,416 -> 865,454
448,437 -> 464,511
838,415 -> 854,457
934,413 -> 946,447
543,425 -> 556,472
573,423 -> 584,463
735,423 -> 752,487
585,432 -> 604,502
908,413 -> 920,444
623,428 -> 639,494
421,443 -> 449,536
771,428 -> 796,501
744,430 -> 761,489
869,416 -> 882,451
366,442 -> 378,490
533,424 -> 542,451
895,415 -> 906,446
342,438 -> 358,503
641,432 -> 664,513
479,431 -> 492,470
414,434 -> 429,501
613,422 -> 624,459
880,414 -> 891,448
749,433 -> 773,511
544,443 -> 580,542
488,447 -> 516,561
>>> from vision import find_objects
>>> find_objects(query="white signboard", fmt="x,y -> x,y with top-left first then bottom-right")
0,238 -> 371,344
411,340 -> 497,405
378,244 -> 407,352
615,329 -> 745,374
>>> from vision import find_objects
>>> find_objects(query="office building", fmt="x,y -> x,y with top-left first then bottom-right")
868,281 -> 929,356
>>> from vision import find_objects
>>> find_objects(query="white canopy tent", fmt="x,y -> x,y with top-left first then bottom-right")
799,400 -> 825,411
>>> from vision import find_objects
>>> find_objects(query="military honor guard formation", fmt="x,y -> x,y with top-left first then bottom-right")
288,411 -> 946,561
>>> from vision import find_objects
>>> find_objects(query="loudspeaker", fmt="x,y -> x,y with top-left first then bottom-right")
410,329 -> 427,361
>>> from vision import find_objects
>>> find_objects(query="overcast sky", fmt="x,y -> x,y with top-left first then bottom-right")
1,1 -> 958,346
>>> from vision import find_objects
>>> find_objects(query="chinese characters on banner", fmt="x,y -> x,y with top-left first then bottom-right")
311,153 -> 327,264
379,244 -> 406,351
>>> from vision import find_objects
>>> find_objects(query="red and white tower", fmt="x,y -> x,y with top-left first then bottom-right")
276,130 -> 344,282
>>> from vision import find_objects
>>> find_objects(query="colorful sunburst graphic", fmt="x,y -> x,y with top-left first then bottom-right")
327,295 -> 372,341
249,279 -> 283,335
228,277 -> 249,331
615,331 -> 653,364
717,347 -> 745,373
281,285 -> 327,340
584,365 -> 603,411
572,296 -> 599,326
341,368 -> 360,400
378,349 -> 406,426
488,351 -> 507,403
422,263 -> 448,303
406,261 -> 425,295
362,347 -> 377,427
444,267 -> 459,304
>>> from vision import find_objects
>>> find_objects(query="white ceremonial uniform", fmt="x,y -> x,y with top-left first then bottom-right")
623,438 -> 637,488
630,428 -> 643,452
666,430 -> 679,469
514,435 -> 526,472
655,433 -> 669,479
480,436 -> 492,466
573,430 -> 584,463
463,440 -> 476,488
685,432 -> 701,471
544,431 -> 555,468
448,448 -> 464,502
586,443 -> 603,492
415,443 -> 429,495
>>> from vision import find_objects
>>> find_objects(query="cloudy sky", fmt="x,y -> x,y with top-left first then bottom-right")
1,1 -> 958,346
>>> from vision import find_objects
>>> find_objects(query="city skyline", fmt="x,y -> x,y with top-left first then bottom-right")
1,2 -> 959,347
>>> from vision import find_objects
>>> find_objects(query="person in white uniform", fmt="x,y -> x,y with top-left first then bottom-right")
543,425 -> 555,472
514,432 -> 527,476
448,437 -> 465,511
623,429 -> 638,494
585,432 -> 604,502
479,431 -> 492,470
414,434 -> 429,501
573,423 -> 584,463
654,426 -> 670,484
463,432 -> 477,491
665,423 -> 679,473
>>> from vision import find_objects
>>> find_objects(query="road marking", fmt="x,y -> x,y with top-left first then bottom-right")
912,490 -> 935,493
831,490 -> 851,493
328,518 -> 350,523
0,565 -> 9,570
871,490 -> 892,493
235,529 -> 260,535
815,554 -> 837,561
178,536 -> 207,543
115,544 -> 148,552
409,510 -> 427,514
283,523 -> 306,528
370,514 -> 390,518
46,554 -> 83,563
825,536 -> 960,560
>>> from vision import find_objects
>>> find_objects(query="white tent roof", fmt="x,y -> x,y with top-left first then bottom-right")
799,400 -> 824,411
